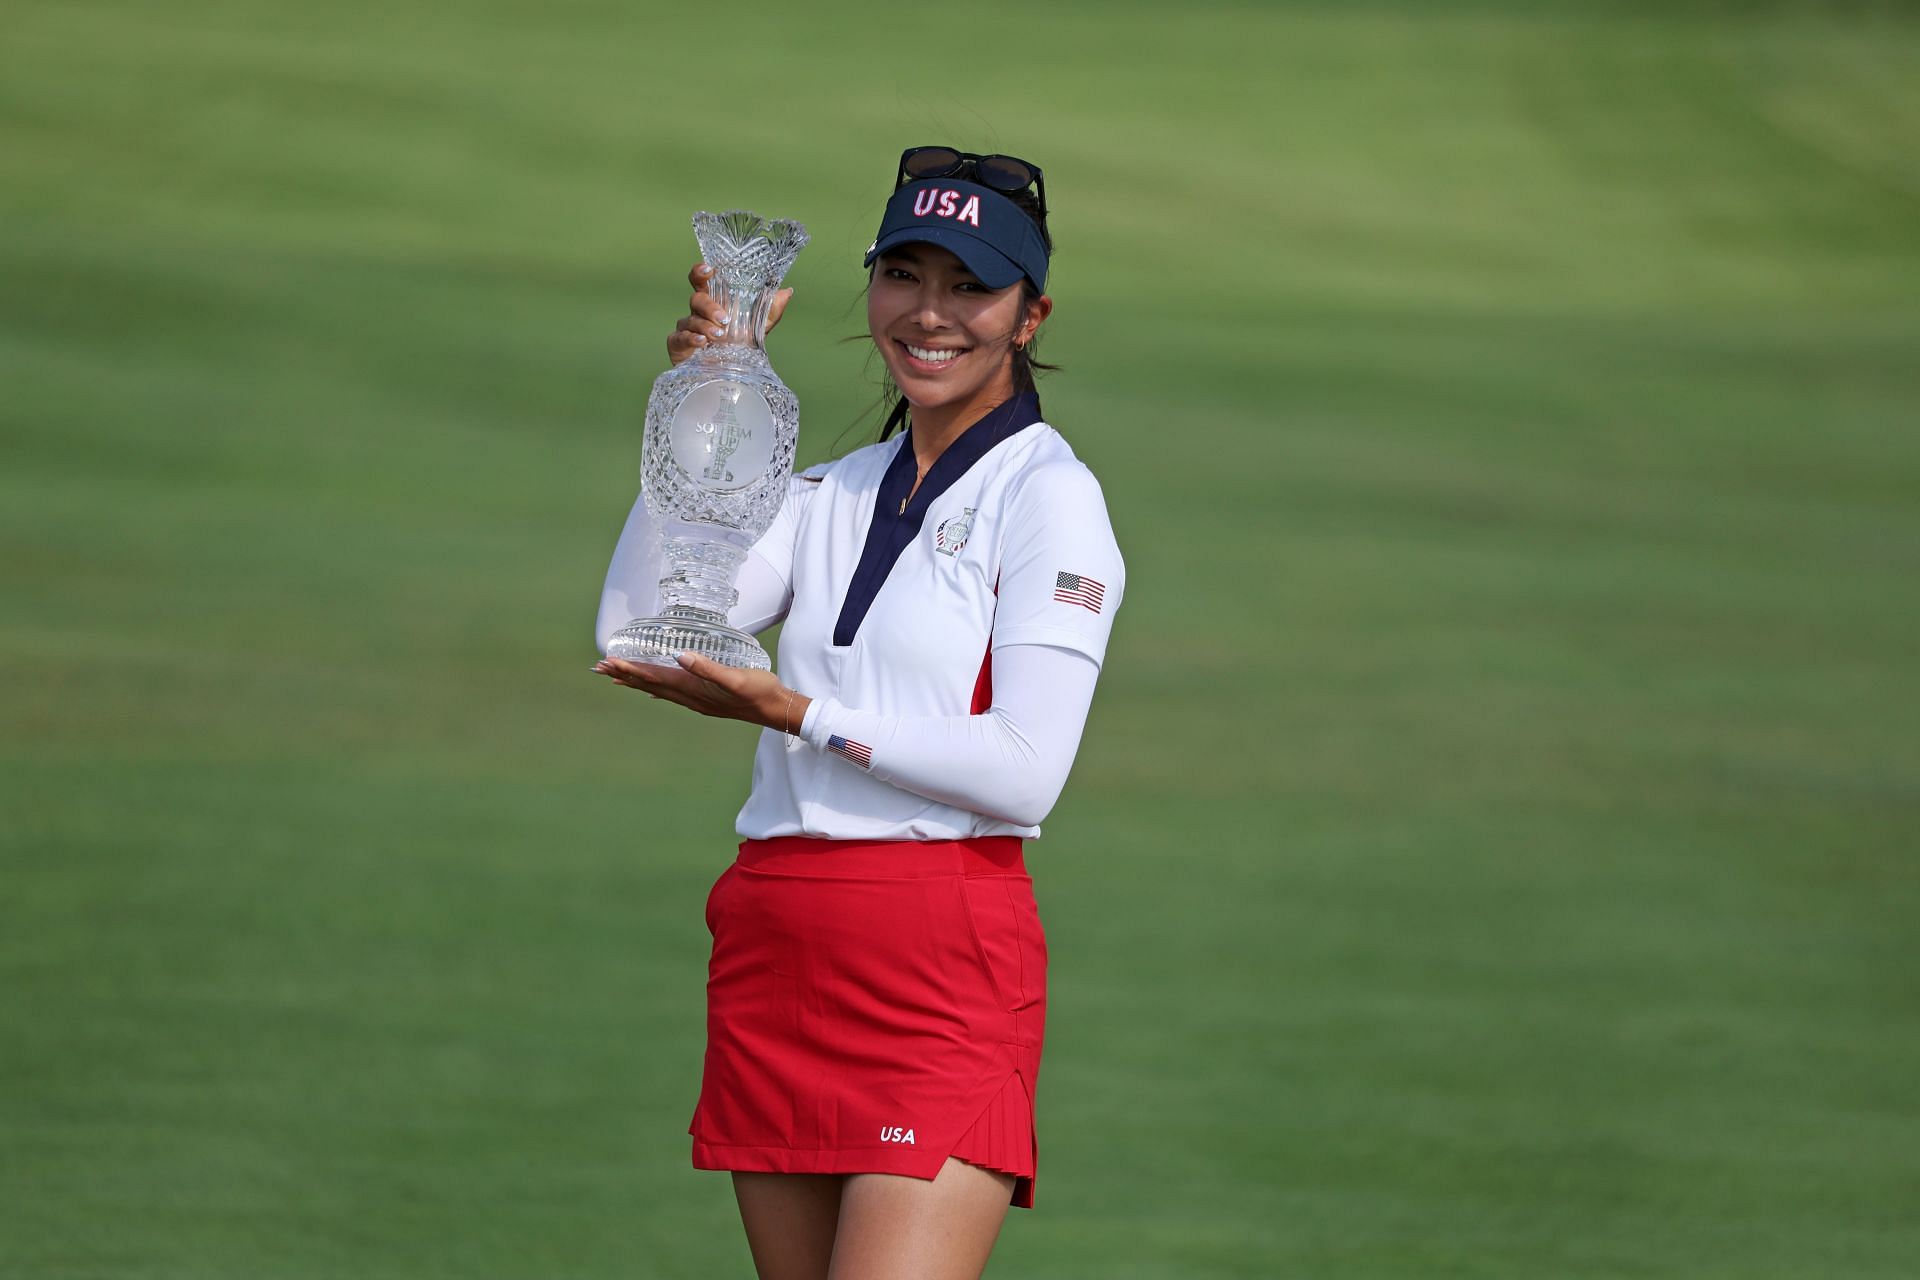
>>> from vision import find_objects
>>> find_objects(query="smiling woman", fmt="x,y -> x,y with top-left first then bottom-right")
594,146 -> 1126,1280
862,154 -> 1058,453
872,241 -> 1049,416
869,241 -> 1051,511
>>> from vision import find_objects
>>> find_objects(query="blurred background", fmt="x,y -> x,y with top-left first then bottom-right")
4,1 -> 1917,1276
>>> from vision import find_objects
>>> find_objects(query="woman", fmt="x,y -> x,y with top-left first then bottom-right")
592,147 -> 1124,1280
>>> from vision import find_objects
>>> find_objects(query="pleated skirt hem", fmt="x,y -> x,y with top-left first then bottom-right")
949,1068 -> 1037,1207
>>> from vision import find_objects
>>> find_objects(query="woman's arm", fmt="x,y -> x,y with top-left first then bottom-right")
591,641 -> 1102,828
594,491 -> 665,654
798,642 -> 1102,828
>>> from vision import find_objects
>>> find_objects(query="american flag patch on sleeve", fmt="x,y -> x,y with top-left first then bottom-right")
827,735 -> 874,769
1053,571 -> 1106,614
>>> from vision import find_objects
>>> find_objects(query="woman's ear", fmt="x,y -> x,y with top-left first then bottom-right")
1020,294 -> 1054,347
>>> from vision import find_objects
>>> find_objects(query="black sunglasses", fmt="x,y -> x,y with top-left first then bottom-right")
895,146 -> 1048,222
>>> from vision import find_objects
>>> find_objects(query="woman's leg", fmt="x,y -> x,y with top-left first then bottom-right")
731,1171 -> 845,1280
827,1158 -> 1016,1280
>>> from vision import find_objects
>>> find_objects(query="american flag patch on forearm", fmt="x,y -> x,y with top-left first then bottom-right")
1053,571 -> 1105,614
827,735 -> 874,769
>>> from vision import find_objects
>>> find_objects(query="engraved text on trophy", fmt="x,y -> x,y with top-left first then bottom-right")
667,380 -> 777,496
699,392 -> 747,483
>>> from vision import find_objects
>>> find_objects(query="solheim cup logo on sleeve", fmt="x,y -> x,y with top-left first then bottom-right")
934,508 -> 976,557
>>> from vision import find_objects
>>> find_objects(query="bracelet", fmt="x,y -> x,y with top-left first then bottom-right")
782,688 -> 797,744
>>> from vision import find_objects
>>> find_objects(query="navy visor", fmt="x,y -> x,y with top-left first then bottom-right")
862,178 -> 1049,292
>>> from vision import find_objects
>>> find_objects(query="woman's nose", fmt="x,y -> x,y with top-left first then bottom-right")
902,284 -> 956,320
909,289 -> 951,328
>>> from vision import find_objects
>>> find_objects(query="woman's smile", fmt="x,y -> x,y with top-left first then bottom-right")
897,339 -> 972,372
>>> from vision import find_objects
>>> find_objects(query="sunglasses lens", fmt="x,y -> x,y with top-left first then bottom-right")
903,147 -> 964,179
975,156 -> 1036,193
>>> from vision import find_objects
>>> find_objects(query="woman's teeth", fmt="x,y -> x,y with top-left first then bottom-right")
906,344 -> 962,364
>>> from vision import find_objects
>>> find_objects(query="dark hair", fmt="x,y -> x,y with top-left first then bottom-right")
865,184 -> 1059,444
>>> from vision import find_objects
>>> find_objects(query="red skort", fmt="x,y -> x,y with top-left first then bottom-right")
688,834 -> 1047,1208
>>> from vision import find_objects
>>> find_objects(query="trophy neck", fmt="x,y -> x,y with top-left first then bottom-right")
708,274 -> 774,352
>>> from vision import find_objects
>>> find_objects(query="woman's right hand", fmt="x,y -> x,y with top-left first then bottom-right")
668,263 -> 794,366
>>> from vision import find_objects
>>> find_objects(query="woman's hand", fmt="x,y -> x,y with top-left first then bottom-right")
593,652 -> 810,734
668,263 -> 794,366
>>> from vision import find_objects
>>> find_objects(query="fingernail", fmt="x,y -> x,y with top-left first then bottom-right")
714,310 -> 729,324
692,335 -> 706,345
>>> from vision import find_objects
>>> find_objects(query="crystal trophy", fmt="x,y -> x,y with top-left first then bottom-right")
605,210 -> 808,671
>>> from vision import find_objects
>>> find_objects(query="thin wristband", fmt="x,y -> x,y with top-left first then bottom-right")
782,688 -> 796,743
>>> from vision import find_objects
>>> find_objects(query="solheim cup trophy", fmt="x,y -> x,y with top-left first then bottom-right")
605,210 -> 809,670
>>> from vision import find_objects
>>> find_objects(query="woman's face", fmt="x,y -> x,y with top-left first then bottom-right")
868,242 -> 1047,418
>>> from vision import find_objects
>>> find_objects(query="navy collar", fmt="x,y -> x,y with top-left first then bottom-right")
831,391 -> 1044,647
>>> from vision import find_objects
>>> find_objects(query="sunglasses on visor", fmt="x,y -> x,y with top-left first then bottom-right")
894,146 -> 1048,222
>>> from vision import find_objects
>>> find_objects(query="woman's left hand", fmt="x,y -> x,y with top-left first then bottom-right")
592,653 -> 804,733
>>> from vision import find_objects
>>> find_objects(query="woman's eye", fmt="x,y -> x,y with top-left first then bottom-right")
884,268 -> 915,281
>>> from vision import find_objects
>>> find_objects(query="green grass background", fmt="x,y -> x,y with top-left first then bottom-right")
4,1 -> 1917,1276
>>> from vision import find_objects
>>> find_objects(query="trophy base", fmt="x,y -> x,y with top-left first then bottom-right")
606,610 -> 771,672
